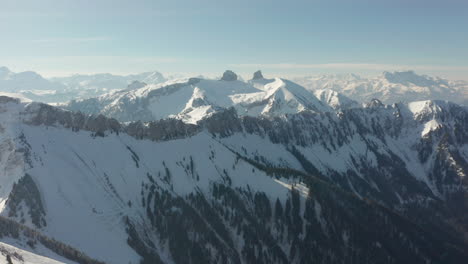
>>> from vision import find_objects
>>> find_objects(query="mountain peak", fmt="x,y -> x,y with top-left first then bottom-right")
407,100 -> 452,116
313,89 -> 359,110
252,70 -> 264,80
365,98 -> 385,108
220,70 -> 238,81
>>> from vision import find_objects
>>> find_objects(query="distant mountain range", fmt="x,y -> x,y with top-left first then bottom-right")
1,66 -> 467,107
50,71 -> 166,93
0,66 -> 167,103
294,70 -> 468,106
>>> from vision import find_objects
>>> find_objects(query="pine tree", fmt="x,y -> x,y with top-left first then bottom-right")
6,255 -> 13,264
275,198 -> 283,219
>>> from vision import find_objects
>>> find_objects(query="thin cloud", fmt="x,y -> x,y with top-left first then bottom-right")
32,36 -> 111,43
47,56 -> 180,64
0,11 -> 66,18
1,56 -> 182,78
230,63 -> 468,72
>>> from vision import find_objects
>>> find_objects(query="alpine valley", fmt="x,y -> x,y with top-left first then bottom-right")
0,70 -> 467,264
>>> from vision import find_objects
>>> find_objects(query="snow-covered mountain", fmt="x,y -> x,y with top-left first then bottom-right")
0,95 -> 467,263
65,70 -> 334,124
0,67 -> 167,104
294,71 -> 468,106
312,89 -> 360,110
0,67 -> 65,92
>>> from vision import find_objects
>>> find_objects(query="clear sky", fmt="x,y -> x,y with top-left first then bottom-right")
1,0 -> 467,79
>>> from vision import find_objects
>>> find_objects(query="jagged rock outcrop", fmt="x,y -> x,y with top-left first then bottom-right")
220,70 -> 238,81
252,70 -> 264,80
365,98 -> 385,108
23,102 -> 121,136
126,119 -> 199,141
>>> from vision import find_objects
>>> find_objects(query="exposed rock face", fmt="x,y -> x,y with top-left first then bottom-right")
126,119 -> 199,141
23,102 -> 122,136
22,101 -> 199,141
0,96 -> 20,104
252,70 -> 264,80
220,70 -> 238,81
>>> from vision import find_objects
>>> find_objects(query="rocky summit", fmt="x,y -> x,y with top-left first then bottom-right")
252,70 -> 264,80
221,70 -> 238,81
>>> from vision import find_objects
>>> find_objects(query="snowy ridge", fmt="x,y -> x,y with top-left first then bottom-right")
66,71 -> 335,124
313,89 -> 360,110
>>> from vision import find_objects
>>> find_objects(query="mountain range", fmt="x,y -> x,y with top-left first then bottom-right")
65,70 -> 338,124
0,67 -> 167,104
1,66 -> 467,107
0,69 -> 467,263
294,70 -> 468,106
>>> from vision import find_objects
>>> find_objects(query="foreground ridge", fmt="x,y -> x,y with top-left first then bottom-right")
0,96 -> 466,263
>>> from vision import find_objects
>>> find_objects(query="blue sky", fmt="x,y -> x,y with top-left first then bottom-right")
1,0 -> 467,79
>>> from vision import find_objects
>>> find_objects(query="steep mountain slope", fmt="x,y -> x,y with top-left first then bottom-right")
65,71 -> 333,124
295,71 -> 468,105
0,96 -> 467,263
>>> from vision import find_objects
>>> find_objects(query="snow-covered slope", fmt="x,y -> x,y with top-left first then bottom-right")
295,71 -> 468,106
66,71 -> 333,123
0,96 -> 467,263
313,89 -> 360,110
0,241 -> 76,264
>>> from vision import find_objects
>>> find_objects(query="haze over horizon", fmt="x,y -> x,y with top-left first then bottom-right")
1,0 -> 467,80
